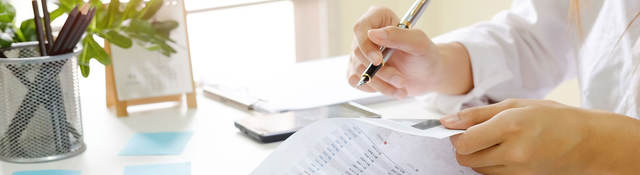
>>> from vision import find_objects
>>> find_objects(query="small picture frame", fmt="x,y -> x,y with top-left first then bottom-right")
105,0 -> 197,117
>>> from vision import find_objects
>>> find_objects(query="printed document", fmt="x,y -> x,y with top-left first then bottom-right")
252,118 -> 479,175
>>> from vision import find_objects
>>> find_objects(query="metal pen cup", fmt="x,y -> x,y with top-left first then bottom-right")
0,42 -> 85,163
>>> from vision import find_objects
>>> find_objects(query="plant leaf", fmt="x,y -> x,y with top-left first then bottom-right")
146,45 -> 161,51
50,8 -> 66,21
78,34 -> 111,77
104,0 -> 120,29
79,64 -> 90,77
56,0 -> 83,12
0,39 -> 12,48
100,30 -> 132,48
19,19 -> 36,42
79,36 -> 92,77
0,25 -> 14,48
127,19 -> 155,34
86,35 -> 111,65
0,1 -> 16,23
89,0 -> 104,9
139,0 -> 163,20
152,20 -> 178,38
122,0 -> 143,20
13,24 -> 25,42
0,1 -> 17,46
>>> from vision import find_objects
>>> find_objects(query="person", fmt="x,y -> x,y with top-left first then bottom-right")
347,0 -> 640,174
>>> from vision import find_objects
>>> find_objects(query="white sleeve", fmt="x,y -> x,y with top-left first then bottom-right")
418,0 -> 578,114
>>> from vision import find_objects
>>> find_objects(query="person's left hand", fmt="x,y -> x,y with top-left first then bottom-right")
440,99 -> 640,174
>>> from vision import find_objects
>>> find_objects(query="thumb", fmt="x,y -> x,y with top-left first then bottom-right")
368,26 -> 431,55
441,99 -> 525,130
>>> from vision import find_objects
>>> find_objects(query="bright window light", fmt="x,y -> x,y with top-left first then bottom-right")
185,1 -> 296,85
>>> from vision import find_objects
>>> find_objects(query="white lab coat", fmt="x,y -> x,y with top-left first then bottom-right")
423,0 -> 640,119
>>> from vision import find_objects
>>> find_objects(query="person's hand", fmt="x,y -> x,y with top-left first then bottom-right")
347,6 -> 445,98
440,99 -> 640,174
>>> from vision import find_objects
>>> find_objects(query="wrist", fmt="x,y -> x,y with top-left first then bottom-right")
432,42 -> 473,95
581,111 -> 640,174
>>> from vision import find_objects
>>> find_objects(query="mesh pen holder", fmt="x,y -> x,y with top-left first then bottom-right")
0,42 -> 85,163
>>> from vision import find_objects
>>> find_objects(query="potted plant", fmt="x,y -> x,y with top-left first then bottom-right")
0,0 -> 179,163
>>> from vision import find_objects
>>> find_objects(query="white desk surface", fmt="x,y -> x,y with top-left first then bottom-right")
0,68 -> 443,175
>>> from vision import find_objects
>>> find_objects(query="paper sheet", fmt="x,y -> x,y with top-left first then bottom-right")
251,118 -> 477,175
254,56 -> 381,111
12,170 -> 80,175
120,132 -> 193,156
124,162 -> 191,175
204,56 -> 385,113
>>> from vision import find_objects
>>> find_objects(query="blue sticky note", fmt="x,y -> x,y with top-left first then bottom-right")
12,170 -> 81,175
120,132 -> 193,156
124,162 -> 190,175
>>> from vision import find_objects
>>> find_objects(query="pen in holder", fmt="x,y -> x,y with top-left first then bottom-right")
0,42 -> 85,163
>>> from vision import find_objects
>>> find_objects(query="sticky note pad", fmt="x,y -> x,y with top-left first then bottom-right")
120,132 -> 193,156
124,162 -> 190,175
12,170 -> 81,175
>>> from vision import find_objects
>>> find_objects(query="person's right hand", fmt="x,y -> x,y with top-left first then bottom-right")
347,6 -> 445,99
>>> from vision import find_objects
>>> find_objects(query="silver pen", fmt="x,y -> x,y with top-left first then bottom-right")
357,0 -> 432,87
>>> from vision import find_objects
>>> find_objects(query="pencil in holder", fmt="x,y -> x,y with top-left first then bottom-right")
0,42 -> 85,163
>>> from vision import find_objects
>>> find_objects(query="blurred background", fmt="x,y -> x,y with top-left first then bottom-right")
7,0 -> 580,107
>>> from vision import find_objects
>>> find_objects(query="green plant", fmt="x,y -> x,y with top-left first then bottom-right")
0,0 -> 179,77
0,1 -> 43,47
56,0 -> 179,77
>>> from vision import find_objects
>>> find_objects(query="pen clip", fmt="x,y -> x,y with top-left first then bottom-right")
400,0 -> 430,28
410,0 -> 427,17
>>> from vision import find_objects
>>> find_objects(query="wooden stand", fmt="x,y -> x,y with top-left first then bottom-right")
104,0 -> 196,117
105,43 -> 197,117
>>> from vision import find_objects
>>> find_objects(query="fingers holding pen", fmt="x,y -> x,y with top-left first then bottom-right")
352,38 -> 374,66
350,6 -> 410,97
348,50 -> 407,98
349,38 -> 408,97
372,66 -> 409,99
375,66 -> 408,89
353,7 -> 398,66
347,56 -> 376,92
368,26 -> 431,56
349,74 -> 376,92
354,32 -> 383,65
348,58 -> 408,99
369,75 -> 407,99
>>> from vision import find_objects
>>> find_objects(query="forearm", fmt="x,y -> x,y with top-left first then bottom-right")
583,111 -> 640,174
432,42 -> 474,95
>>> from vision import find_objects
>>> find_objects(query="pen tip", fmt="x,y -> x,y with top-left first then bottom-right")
356,79 -> 366,87
357,75 -> 370,87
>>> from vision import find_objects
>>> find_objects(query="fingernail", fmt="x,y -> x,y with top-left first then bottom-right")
390,76 -> 404,88
369,29 -> 387,40
441,114 -> 460,125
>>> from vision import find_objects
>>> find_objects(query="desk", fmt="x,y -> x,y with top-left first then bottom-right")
0,67 -> 443,175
